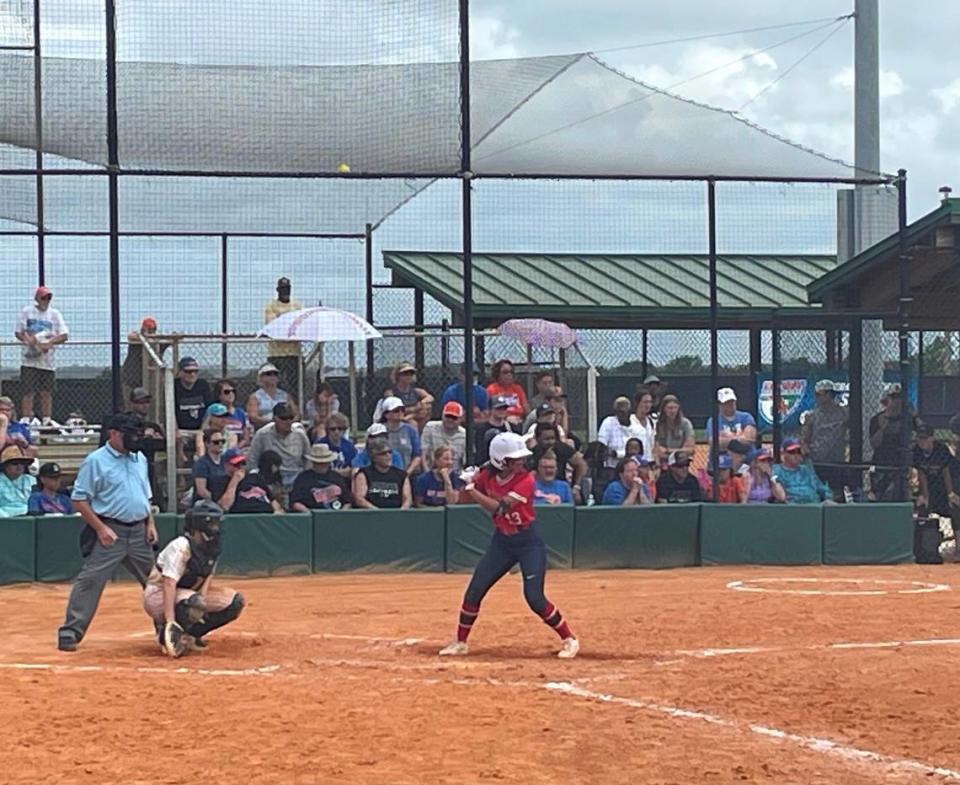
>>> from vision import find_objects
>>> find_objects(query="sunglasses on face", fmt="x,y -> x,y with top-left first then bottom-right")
182,368 -> 198,374
222,388 -> 235,394
262,371 -> 279,377
210,439 -> 225,446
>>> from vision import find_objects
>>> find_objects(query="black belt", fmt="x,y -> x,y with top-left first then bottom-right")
100,516 -> 146,527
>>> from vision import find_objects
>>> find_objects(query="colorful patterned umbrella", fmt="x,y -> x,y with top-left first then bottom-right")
497,318 -> 579,349
259,307 -> 381,342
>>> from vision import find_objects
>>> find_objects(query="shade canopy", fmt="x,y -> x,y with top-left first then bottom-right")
259,307 -> 381,343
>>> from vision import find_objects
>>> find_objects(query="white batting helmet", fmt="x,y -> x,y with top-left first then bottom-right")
488,431 -> 531,470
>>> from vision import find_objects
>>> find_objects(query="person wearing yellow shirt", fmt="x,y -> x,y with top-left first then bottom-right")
263,276 -> 302,388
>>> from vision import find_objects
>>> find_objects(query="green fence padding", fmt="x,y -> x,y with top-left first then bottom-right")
700,504 -> 822,565
445,505 -> 574,573
35,515 -> 87,582
154,514 -> 181,548
822,503 -> 915,565
0,517 -> 35,585
573,505 -> 700,569
218,513 -> 313,576
312,508 -> 445,572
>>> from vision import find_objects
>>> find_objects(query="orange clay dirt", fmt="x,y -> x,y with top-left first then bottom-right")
3,564 -> 960,785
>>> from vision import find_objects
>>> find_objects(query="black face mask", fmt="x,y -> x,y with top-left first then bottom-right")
278,287 -> 291,303
122,431 -> 143,453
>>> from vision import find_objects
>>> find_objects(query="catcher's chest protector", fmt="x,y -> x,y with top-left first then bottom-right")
177,536 -> 222,590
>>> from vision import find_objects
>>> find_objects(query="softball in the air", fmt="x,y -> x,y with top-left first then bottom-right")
337,163 -> 351,173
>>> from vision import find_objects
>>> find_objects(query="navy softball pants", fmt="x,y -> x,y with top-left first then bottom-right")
463,522 -> 550,615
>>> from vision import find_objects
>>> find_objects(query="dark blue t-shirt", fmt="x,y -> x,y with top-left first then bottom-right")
414,471 -> 463,506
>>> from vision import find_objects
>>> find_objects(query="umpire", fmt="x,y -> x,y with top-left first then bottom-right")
58,412 -> 158,652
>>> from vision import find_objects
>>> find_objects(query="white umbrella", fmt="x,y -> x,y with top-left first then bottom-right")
259,306 -> 381,343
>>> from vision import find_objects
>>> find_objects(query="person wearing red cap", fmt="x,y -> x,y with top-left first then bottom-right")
122,316 -> 167,400
15,286 -> 69,425
420,401 -> 467,472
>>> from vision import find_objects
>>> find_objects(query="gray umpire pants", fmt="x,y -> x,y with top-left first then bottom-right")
59,521 -> 155,643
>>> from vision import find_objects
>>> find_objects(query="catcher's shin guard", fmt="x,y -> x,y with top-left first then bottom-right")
187,592 -> 245,639
174,593 -> 207,629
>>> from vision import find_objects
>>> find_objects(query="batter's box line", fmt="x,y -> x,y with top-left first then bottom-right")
660,637 -> 960,664
544,682 -> 960,782
0,661 -> 281,677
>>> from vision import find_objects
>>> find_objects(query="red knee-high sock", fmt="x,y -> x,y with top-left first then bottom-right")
457,602 -> 480,642
540,602 -> 574,640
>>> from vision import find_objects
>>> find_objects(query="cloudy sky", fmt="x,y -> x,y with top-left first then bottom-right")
471,0 -> 957,217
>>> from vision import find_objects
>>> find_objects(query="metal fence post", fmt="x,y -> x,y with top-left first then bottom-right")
772,324 -> 782,461
707,179 -> 720,501
896,169 -> 911,500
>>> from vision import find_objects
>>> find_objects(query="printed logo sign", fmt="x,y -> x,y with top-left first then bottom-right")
758,378 -> 808,428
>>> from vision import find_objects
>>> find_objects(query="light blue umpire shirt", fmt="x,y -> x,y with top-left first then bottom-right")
71,443 -> 152,523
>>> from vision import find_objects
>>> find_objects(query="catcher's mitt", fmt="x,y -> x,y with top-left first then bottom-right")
162,621 -> 186,658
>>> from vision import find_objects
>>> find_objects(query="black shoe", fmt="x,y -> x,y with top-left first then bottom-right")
58,631 -> 78,652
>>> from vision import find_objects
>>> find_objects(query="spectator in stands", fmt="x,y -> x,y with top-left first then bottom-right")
868,384 -> 916,501
635,455 -> 658,502
354,441 -> 412,509
528,371 -> 556,411
0,395 -> 34,453
352,423 -> 404,471
0,443 -> 34,517
705,387 -> 757,466
528,423 -> 586,503
726,439 -> 752,478
548,386 -> 572,441
644,374 -> 665,410
800,379 -> 848,499
173,357 -> 212,463
773,438 -> 833,504
194,403 -> 237,458
100,387 -> 164,500
248,402 -> 311,492
421,402 -> 466,472
477,395 -> 514,464
702,454 -> 745,503
523,402 -> 569,447
210,378 -> 251,450
204,448 -> 246,510
220,449 -> 283,514
656,450 -> 702,504
633,387 -> 657,461
597,396 -> 646,468
15,285 -> 69,426
914,423 -> 957,516
263,276 -> 302,386
290,444 -> 351,512
653,394 -> 695,465
381,396 -> 423,475
192,428 -> 228,502
533,450 -> 573,505
441,365 -> 489,425
414,446 -> 463,507
28,462 -> 74,516
486,359 -> 528,426
122,316 -> 168,400
390,362 -> 434,432
316,412 -> 356,474
602,456 -> 652,506
246,362 -> 294,431
305,382 -> 340,441
743,448 -> 786,504
624,438 -> 643,459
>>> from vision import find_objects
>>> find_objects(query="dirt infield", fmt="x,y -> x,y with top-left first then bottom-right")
4,565 -> 960,784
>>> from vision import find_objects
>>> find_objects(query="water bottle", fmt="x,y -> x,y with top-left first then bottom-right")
843,485 -> 854,504
580,476 -> 593,507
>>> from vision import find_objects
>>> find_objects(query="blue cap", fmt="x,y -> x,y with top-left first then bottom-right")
781,437 -> 802,453
178,356 -> 199,370
223,448 -> 246,465
208,403 -> 228,416
718,454 -> 733,469
631,454 -> 654,466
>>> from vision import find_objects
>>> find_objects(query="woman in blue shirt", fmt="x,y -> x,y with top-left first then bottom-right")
414,447 -> 463,507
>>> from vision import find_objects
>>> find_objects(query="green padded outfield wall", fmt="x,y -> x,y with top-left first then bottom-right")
700,504 -> 822,565
0,517 -> 35,584
445,504 -> 574,572
822,503 -> 914,564
218,513 -> 313,576
573,505 -> 699,569
312,508 -> 445,572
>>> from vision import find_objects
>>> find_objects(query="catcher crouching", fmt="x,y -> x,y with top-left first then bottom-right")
143,500 -> 245,657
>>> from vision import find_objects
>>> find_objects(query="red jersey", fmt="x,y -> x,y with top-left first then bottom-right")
475,468 -> 536,535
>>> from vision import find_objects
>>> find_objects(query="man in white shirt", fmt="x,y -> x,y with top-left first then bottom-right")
597,396 -> 646,468
15,286 -> 69,425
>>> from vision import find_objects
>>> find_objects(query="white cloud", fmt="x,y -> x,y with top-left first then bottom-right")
933,78 -> 960,113
471,15 -> 521,60
829,67 -> 906,98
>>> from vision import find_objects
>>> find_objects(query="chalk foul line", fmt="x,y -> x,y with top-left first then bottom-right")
0,662 -> 281,677
544,682 -> 960,781
665,637 -> 960,663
